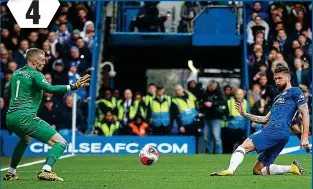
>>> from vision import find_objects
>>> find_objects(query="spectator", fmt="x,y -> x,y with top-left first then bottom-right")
7,61 -> 18,73
247,2 -> 269,22
1,48 -> 11,71
247,15 -> 270,44
292,58 -> 311,92
12,39 -> 29,67
73,4 -> 91,31
94,111 -> 120,136
146,86 -> 172,135
72,29 -> 81,43
51,11 -> 73,33
68,62 -> 86,99
12,24 -> 24,43
56,25 -> 70,45
252,62 -> 268,83
298,34 -> 311,53
249,83 -> 262,108
178,2 -> 201,32
277,29 -> 291,56
42,41 -> 55,73
80,21 -> 94,51
76,37 -> 92,63
293,47 -> 310,64
223,85 -> 233,100
291,22 -> 305,40
130,2 -> 166,32
38,98 -> 58,130
248,49 -> 268,79
47,31 -> 59,58
68,62 -> 80,84
202,80 -> 227,154
4,70 -> 13,89
52,59 -> 69,85
128,115 -> 149,136
57,94 -> 85,131
1,4 -> 15,29
1,28 -> 14,50
28,31 -> 40,48
66,46 -> 89,75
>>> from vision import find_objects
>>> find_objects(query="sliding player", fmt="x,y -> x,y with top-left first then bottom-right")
211,64 -> 309,176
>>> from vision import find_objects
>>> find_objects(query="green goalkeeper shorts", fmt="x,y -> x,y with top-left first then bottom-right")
6,112 -> 57,143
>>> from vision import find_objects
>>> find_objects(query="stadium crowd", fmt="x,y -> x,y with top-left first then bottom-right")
246,1 -> 312,142
0,2 -> 312,154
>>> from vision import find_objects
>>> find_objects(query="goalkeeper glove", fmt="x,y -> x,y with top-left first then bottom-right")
70,74 -> 91,91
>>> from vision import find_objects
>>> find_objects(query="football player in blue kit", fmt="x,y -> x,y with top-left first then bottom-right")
211,64 -> 310,176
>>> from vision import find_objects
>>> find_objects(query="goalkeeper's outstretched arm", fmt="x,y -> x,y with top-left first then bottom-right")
33,73 -> 90,94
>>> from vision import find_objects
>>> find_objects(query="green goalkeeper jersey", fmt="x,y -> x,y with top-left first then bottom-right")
6,66 -> 68,114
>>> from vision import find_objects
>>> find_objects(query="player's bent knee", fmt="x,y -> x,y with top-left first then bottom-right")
240,138 -> 255,153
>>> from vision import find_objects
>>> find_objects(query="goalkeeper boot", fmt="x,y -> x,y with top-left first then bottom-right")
290,160 -> 305,176
3,172 -> 20,180
38,170 -> 64,181
210,169 -> 234,176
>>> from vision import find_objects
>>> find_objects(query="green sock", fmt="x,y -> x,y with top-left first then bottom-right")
10,139 -> 29,169
43,142 -> 66,171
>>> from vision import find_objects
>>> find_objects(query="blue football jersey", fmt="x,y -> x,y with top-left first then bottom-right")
265,87 -> 306,136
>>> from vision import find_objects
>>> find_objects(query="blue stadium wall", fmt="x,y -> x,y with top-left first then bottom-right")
110,6 -> 242,46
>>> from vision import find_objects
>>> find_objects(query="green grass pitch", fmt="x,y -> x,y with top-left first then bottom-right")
1,154 -> 312,189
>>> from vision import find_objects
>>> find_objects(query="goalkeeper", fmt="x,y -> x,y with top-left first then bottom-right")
3,48 -> 91,181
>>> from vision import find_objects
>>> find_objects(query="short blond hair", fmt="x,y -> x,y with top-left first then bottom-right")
26,48 -> 45,62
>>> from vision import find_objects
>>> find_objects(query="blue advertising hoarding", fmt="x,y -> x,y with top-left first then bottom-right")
2,135 -> 311,157
2,136 -> 196,157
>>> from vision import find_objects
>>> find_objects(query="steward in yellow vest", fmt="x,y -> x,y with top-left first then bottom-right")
226,89 -> 248,130
94,111 -> 120,136
142,83 -> 156,106
96,89 -> 117,121
146,86 -> 173,135
172,85 -> 199,136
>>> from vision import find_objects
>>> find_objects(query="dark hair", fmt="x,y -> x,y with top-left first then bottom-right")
148,83 -> 156,87
270,48 -> 279,53
274,64 -> 290,75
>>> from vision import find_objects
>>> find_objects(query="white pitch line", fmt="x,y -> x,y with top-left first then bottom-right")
1,154 -> 75,172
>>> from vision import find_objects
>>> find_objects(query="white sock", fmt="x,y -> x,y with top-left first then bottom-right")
261,164 -> 291,175
227,146 -> 246,172
42,164 -> 52,172
8,167 -> 16,174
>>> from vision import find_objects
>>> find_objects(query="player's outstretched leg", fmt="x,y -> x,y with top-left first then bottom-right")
210,138 -> 255,176
38,133 -> 67,181
3,136 -> 32,180
253,160 -> 305,176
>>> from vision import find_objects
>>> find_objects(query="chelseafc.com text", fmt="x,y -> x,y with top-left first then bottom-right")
30,142 -> 189,154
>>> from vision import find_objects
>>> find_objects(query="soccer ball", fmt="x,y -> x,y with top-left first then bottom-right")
139,145 -> 159,166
